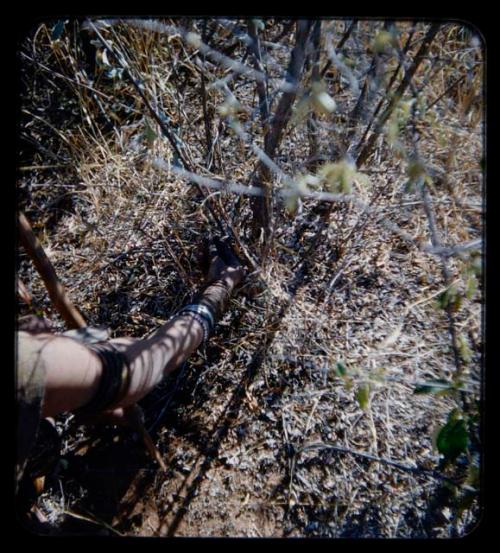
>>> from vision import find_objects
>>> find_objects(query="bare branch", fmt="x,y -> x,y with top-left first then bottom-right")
251,20 -> 313,244
356,23 -> 440,168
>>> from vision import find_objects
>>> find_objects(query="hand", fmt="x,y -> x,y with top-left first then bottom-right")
81,404 -> 140,428
79,403 -> 168,471
206,236 -> 245,288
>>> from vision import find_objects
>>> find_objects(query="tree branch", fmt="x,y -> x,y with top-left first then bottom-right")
356,23 -> 440,168
251,20 -> 313,244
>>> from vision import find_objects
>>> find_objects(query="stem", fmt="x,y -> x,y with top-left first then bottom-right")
353,23 -> 416,159
320,19 -> 357,78
356,23 -> 440,168
251,20 -> 313,244
18,212 -> 87,329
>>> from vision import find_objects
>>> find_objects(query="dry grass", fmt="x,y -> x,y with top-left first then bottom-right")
17,18 -> 483,537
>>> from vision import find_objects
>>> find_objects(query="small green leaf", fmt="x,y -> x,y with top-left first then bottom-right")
436,413 -> 469,463
450,293 -> 463,313
284,192 -> 299,216
218,96 -> 243,118
312,90 -> 337,115
403,179 -> 416,193
386,117 -> 399,145
457,334 -> 473,364
291,96 -> 311,126
437,284 -> 461,311
465,274 -> 478,300
186,32 -> 202,49
51,20 -> 66,42
143,120 -> 157,146
318,159 -> 357,194
375,366 -> 387,377
356,382 -> 370,412
284,175 -> 311,215
310,80 -> 336,116
372,30 -> 393,53
406,159 -> 426,180
470,253 -> 482,277
465,458 -> 480,488
436,292 -> 447,310
335,361 -> 347,377
344,376 -> 354,392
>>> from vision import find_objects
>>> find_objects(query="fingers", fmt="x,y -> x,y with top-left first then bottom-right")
81,403 -> 146,431
205,234 -> 245,286
213,235 -> 242,268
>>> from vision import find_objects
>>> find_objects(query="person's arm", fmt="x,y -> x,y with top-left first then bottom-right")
107,264 -> 243,410
38,241 -> 244,419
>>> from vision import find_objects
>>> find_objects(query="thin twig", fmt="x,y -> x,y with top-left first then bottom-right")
353,23 -> 416,159
18,211 -> 87,329
251,20 -> 313,242
356,23 -> 440,168
427,73 -> 467,111
297,441 -> 476,492
247,19 -> 270,130
320,19 -> 357,78
419,180 -> 465,384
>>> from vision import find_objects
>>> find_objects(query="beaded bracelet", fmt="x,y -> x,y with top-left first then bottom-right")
179,304 -> 215,330
177,310 -> 210,342
177,304 -> 215,342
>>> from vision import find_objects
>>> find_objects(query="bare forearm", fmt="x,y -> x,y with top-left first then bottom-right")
35,272 -> 239,417
115,315 -> 204,407
114,274 -> 237,408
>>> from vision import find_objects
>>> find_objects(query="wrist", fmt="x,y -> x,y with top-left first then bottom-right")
176,304 -> 214,341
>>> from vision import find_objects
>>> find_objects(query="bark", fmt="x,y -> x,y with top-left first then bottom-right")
18,212 -> 87,329
251,20 -> 313,244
